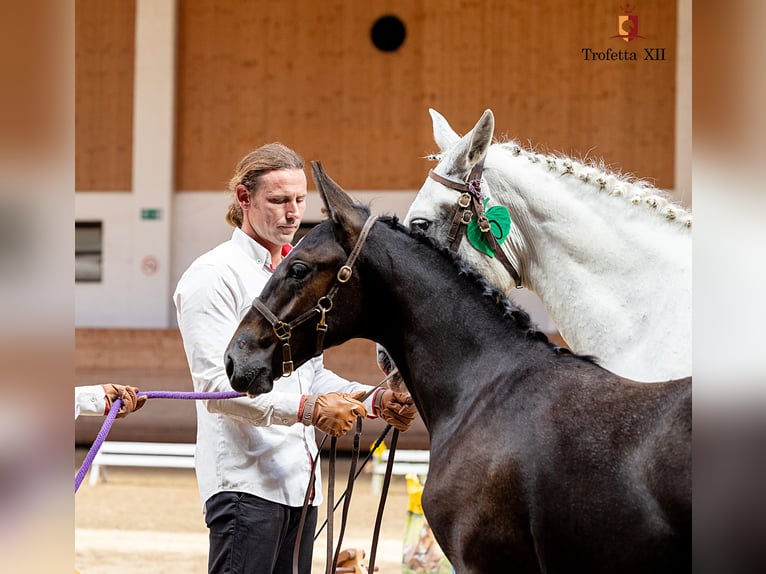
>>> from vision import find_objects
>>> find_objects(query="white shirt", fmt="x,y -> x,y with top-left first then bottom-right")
174,228 -> 375,509
75,385 -> 107,418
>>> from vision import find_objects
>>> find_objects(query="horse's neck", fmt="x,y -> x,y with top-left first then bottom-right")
366,231 -> 536,432
489,149 -> 692,381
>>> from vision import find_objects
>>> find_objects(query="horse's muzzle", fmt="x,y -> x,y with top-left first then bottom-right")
225,353 -> 274,396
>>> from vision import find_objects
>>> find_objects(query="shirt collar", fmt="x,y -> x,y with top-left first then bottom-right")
232,227 -> 292,271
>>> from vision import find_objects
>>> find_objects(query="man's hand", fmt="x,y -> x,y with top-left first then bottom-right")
104,384 -> 147,418
302,391 -> 367,437
375,390 -> 417,432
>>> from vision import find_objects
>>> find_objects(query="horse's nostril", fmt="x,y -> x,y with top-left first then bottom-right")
225,354 -> 234,380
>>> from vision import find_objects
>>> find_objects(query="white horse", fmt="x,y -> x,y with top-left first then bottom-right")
402,109 -> 691,382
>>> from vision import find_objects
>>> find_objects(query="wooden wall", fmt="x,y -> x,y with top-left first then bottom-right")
75,0 -> 135,191
76,0 -> 677,192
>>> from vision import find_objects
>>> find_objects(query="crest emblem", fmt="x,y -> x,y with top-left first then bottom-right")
611,5 -> 645,42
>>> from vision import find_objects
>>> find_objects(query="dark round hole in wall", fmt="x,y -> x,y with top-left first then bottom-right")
370,15 -> 406,52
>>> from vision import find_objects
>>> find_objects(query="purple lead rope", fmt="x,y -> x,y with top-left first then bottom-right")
74,390 -> 245,492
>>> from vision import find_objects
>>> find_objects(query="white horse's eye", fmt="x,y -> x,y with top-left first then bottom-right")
409,219 -> 431,232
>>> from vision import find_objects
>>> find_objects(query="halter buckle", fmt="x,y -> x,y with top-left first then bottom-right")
273,322 -> 291,341
458,193 -> 471,208
337,265 -> 353,283
478,215 -> 491,233
460,210 -> 473,225
281,342 -> 294,377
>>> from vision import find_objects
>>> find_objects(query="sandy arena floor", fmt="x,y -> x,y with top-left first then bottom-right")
75,448 -> 420,574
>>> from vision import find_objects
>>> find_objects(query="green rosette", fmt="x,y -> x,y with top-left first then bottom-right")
466,199 -> 511,257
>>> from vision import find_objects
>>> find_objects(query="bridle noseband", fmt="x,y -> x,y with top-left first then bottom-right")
428,157 -> 523,288
251,214 -> 378,377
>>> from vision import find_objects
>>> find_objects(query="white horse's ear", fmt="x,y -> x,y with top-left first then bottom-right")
468,109 -> 494,165
452,109 -> 495,174
430,108 -> 460,152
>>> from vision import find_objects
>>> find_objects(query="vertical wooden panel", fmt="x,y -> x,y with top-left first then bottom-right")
177,0 -> 676,191
0,1 -> 63,160
75,0 -> 135,191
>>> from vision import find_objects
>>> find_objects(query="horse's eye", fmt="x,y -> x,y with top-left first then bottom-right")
288,262 -> 310,280
410,219 -> 431,233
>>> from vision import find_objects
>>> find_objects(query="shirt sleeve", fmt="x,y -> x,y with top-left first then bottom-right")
75,385 -> 107,419
306,355 -> 379,417
174,264 -> 302,426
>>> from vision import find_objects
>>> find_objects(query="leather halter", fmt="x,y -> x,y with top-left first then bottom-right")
428,158 -> 523,288
250,212 -> 395,574
251,214 -> 379,377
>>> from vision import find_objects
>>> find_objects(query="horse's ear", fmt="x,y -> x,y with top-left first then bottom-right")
430,108 -> 460,152
451,109 -> 494,174
310,161 -> 364,243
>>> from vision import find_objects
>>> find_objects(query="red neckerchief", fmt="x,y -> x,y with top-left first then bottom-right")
268,244 -> 293,271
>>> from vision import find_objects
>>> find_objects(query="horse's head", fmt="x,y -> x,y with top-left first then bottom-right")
225,162 -> 371,396
404,108 -> 494,237
404,109 -> 523,292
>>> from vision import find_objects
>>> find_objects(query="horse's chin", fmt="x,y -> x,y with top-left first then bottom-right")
245,378 -> 274,397
229,367 -> 274,396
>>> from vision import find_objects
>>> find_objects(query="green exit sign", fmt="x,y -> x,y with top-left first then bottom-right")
141,208 -> 162,220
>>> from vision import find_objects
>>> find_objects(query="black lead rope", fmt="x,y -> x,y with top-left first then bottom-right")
367,427 -> 400,574
302,422 -> 396,574
292,433 -> 328,574
313,423 -> 393,540
294,369 -> 400,574
330,417 -> 363,570
325,437 -> 337,574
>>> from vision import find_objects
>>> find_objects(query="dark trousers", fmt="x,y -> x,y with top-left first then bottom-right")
204,491 -> 317,574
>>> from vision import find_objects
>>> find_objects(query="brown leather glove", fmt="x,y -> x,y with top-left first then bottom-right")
104,384 -> 147,418
301,391 -> 367,437
375,390 -> 417,432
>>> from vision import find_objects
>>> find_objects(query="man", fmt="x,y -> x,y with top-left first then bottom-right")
173,143 -> 416,574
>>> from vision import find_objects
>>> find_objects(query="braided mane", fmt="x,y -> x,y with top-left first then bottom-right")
428,141 -> 692,229
495,141 -> 692,228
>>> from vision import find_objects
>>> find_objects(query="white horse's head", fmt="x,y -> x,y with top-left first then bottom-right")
403,108 -> 692,382
404,108 -> 523,293
404,108 -> 494,233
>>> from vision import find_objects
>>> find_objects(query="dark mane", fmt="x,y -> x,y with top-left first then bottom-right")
375,215 -> 590,362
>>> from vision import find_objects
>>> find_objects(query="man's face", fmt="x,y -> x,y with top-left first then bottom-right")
241,168 -> 307,252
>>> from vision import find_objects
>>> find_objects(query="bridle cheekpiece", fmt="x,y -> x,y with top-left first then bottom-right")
427,157 -> 522,288
251,214 -> 378,377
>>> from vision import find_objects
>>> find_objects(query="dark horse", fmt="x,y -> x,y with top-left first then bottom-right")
225,163 -> 691,573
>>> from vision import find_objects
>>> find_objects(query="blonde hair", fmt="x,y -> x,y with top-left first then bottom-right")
225,143 -> 305,227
